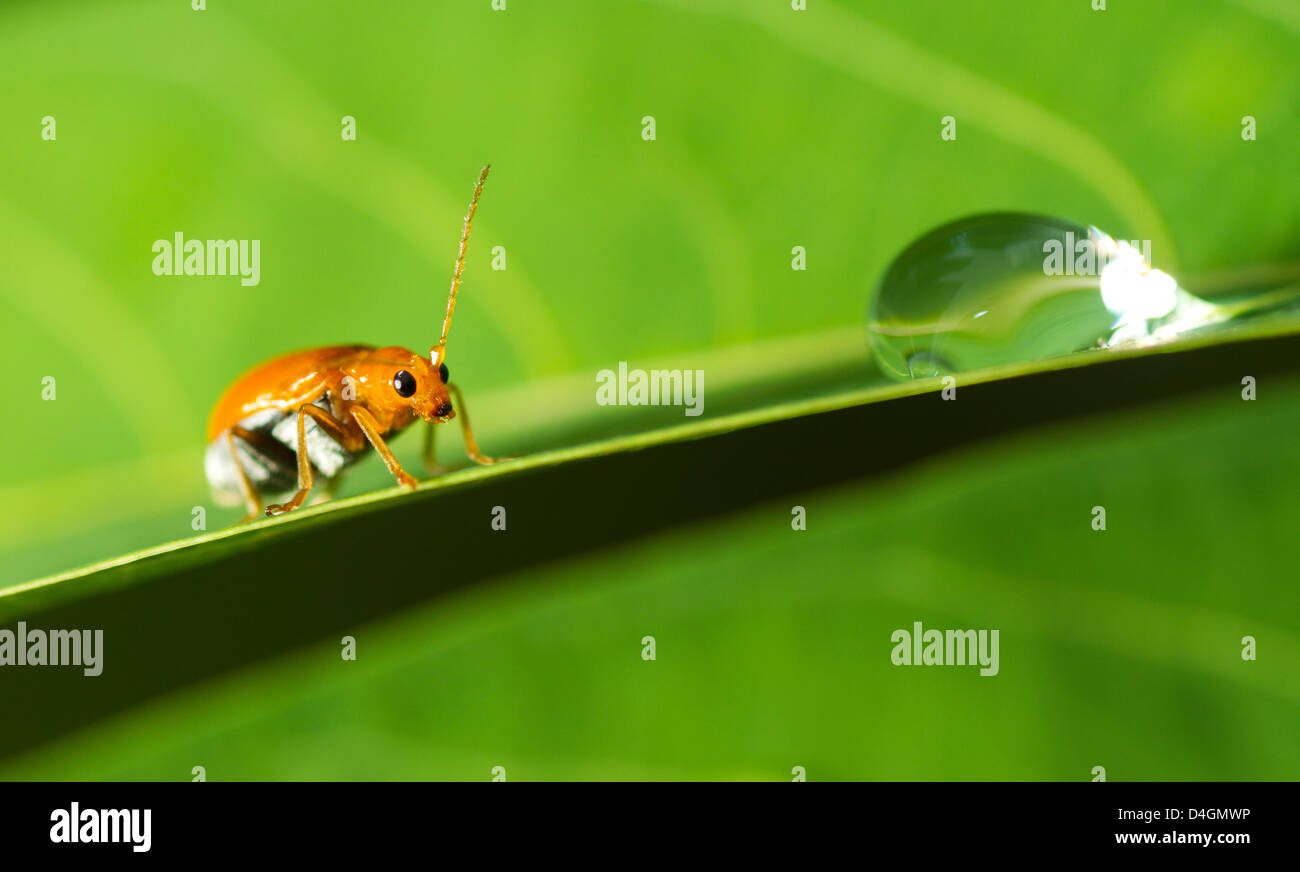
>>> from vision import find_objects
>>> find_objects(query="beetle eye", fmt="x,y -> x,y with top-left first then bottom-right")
439,362 -> 450,383
392,370 -> 417,397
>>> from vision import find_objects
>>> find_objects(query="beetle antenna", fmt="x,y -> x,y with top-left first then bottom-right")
436,164 -> 490,358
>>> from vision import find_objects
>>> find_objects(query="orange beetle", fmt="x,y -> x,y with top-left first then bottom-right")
205,166 -> 509,518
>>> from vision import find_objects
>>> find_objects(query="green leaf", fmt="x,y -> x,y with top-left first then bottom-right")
4,326 -> 1300,777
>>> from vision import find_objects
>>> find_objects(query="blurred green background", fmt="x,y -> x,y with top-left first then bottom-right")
2,0 -> 1299,779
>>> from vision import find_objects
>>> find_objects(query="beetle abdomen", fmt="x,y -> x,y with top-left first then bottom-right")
205,394 -> 361,506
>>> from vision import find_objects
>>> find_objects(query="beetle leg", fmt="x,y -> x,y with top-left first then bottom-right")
225,429 -> 263,520
447,382 -> 515,465
265,407 -> 318,515
351,406 -> 418,490
264,405 -> 359,516
301,403 -> 367,451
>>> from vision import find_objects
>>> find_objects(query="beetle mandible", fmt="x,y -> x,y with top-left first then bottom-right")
204,165 -> 510,518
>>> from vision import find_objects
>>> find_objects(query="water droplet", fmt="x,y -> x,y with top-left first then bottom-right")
867,213 -> 1218,380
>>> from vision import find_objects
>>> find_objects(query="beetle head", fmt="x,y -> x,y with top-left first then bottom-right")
344,346 -> 454,425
